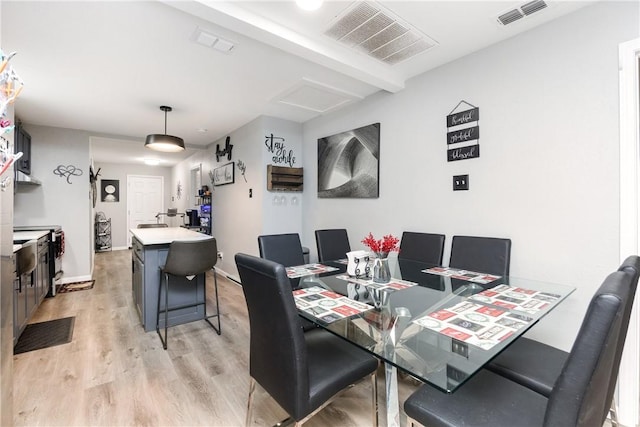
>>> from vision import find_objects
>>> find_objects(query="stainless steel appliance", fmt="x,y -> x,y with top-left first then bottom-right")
13,225 -> 63,296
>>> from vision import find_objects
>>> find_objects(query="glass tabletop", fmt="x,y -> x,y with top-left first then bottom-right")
293,257 -> 575,393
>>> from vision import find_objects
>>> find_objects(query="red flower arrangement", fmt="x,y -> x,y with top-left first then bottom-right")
361,232 -> 400,258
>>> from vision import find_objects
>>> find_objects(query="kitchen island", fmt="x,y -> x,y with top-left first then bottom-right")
130,227 -> 212,332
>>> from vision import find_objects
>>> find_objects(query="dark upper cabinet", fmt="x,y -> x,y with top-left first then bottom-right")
14,124 -> 31,175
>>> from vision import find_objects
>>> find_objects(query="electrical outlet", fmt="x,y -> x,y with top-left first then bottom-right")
453,174 -> 469,191
217,251 -> 223,260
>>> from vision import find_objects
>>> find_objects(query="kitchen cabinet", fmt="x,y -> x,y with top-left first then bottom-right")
132,237 -> 144,320
13,241 -> 36,344
13,232 -> 51,344
14,123 -> 31,176
12,256 -> 26,346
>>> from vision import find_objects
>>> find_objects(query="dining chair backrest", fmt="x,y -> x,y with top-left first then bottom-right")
235,253 -> 308,418
258,233 -> 305,267
315,229 -> 351,262
449,235 -> 512,276
604,255 -> 640,419
543,268 -> 634,427
398,231 -> 445,265
163,238 -> 218,277
137,223 -> 168,228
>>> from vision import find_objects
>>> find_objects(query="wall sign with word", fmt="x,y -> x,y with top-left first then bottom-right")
216,136 -> 233,162
446,101 -> 480,162
265,133 -> 296,167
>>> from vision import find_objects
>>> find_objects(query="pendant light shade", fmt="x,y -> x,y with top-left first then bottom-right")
145,106 -> 185,152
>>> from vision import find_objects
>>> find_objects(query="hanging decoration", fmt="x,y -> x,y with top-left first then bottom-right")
446,100 -> 480,162
237,159 -> 247,182
54,164 -> 83,184
176,180 -> 183,199
216,136 -> 233,162
0,49 -> 24,183
89,166 -> 101,207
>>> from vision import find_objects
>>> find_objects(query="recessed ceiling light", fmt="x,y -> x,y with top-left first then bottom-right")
144,159 -> 160,166
296,0 -> 323,11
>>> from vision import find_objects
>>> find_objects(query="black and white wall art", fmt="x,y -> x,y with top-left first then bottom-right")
212,162 -> 235,186
100,179 -> 119,202
317,123 -> 380,198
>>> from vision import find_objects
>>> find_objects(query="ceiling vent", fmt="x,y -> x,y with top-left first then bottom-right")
191,27 -> 235,53
497,0 -> 548,26
324,1 -> 438,65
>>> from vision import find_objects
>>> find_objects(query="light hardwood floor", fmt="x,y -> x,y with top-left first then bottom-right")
13,249 -> 419,426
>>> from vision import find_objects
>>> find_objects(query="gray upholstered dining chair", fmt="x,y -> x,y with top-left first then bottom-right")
315,229 -> 351,262
404,265 -> 636,427
448,235 -> 512,276
398,231 -> 446,265
486,255 -> 640,425
235,253 -> 378,427
156,237 -> 221,350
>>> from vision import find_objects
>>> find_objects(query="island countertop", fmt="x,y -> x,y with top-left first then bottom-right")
129,227 -> 211,245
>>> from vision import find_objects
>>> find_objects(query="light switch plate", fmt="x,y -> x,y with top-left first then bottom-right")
453,175 -> 469,191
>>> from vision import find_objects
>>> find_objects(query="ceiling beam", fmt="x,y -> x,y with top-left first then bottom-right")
162,0 -> 406,93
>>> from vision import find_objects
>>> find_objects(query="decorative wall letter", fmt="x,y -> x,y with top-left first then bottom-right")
216,136 -> 233,162
265,133 -> 296,167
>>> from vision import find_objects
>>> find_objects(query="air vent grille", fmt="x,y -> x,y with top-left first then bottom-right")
497,9 -> 524,25
324,1 -> 438,65
497,0 -> 548,26
521,0 -> 548,16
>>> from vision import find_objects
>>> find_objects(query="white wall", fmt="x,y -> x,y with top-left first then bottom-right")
15,124 -> 92,283
301,1 -> 639,351
261,116 -> 303,236
172,115 -> 304,279
94,162 -> 172,249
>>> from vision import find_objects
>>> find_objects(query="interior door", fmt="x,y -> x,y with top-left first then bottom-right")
127,175 -> 164,246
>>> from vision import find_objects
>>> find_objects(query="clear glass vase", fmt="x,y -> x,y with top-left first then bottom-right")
372,256 -> 391,283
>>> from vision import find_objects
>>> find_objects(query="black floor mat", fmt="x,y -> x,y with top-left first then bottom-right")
14,316 -> 75,355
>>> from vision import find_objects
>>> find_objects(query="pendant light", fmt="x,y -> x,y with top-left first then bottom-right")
145,105 -> 185,152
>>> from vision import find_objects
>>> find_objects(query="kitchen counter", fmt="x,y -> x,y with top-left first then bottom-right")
129,227 -> 210,246
14,230 -> 49,243
130,227 -> 212,332
13,230 -> 50,252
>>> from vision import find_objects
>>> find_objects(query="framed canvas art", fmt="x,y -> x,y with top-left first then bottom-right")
100,179 -> 119,202
317,123 -> 380,198
213,162 -> 235,186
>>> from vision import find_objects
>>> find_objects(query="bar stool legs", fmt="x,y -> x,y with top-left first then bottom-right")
155,268 -> 221,350
204,269 -> 221,335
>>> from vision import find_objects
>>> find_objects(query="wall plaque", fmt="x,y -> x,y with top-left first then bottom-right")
447,144 -> 480,162
446,101 -> 480,162
446,107 -> 479,128
447,126 -> 479,145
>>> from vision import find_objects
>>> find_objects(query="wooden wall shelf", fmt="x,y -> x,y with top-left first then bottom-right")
267,165 -> 303,192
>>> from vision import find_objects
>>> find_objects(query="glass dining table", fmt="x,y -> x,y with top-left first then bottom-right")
289,257 -> 575,427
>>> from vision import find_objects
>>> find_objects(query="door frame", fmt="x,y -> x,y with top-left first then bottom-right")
126,174 -> 165,247
618,37 -> 640,427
